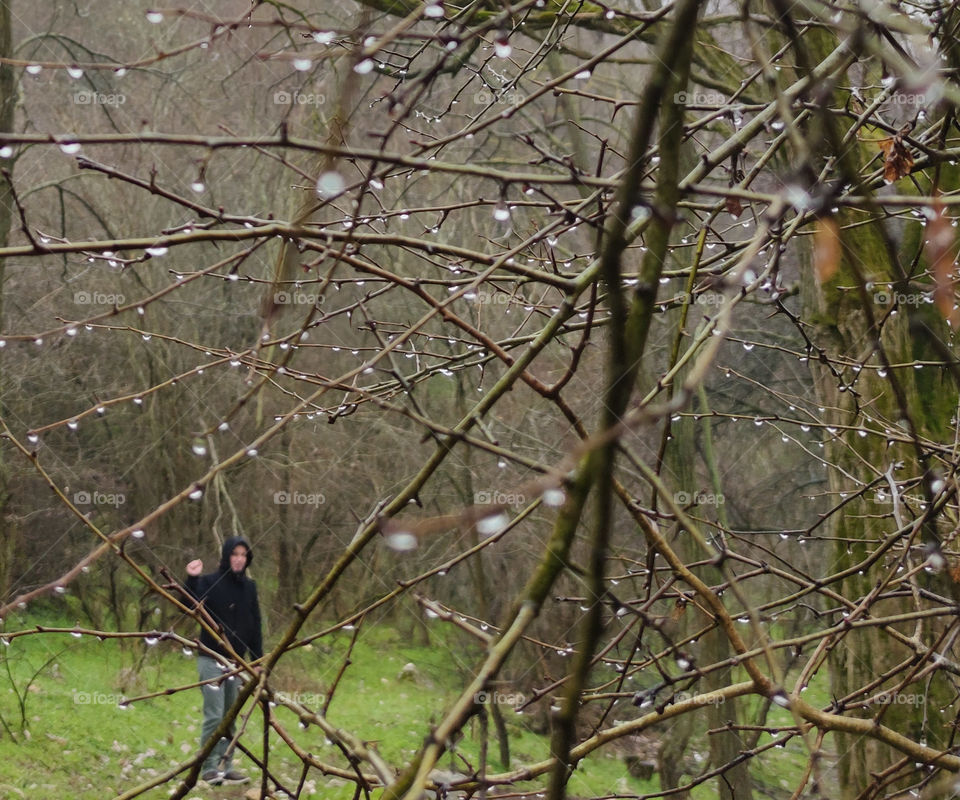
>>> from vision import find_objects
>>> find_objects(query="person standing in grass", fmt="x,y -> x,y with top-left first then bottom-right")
184,535 -> 263,787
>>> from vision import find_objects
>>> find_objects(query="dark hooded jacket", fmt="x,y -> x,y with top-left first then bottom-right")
184,536 -> 263,660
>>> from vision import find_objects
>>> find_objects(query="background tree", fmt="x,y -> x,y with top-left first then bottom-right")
1,1 -> 960,799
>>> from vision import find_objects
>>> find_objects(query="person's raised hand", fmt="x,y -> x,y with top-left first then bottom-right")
186,559 -> 203,577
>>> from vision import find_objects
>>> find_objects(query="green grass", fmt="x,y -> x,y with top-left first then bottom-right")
0,613 -> 658,799
0,622 -> 200,799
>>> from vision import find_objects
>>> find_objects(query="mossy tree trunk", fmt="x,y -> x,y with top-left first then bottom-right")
795,25 -> 959,797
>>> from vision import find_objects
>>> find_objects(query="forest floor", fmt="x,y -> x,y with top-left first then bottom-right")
0,609 -> 811,799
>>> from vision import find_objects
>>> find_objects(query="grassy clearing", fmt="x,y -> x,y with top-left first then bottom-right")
0,620 -> 199,799
0,612 -> 661,799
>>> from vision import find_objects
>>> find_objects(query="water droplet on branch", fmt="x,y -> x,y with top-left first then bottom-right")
316,171 -> 346,198
385,530 -> 418,551
477,512 -> 509,537
542,488 -> 565,507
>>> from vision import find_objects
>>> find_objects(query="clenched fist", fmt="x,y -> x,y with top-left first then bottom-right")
186,559 -> 203,577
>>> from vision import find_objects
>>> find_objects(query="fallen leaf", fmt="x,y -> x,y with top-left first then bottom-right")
814,217 -> 842,282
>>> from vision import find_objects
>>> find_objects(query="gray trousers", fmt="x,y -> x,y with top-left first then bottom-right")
198,655 -> 238,773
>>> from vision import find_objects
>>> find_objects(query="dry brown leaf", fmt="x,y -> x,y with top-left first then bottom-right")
924,198 -> 958,322
814,217 -> 842,283
878,134 -> 914,184
725,195 -> 743,219
950,559 -> 960,586
670,597 -> 688,621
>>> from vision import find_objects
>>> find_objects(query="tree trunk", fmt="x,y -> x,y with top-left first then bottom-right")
0,1 -> 16,600
799,29 -> 958,794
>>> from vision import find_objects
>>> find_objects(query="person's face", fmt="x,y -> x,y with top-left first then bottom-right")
229,545 -> 248,573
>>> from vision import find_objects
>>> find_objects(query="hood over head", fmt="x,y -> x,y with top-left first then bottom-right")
219,535 -> 254,573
